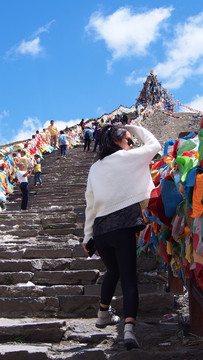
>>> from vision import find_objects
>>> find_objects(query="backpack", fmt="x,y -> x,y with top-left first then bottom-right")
59,134 -> 67,145
85,130 -> 90,140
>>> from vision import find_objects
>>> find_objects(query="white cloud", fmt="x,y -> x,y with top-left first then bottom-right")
43,119 -> 81,131
86,6 -> 173,66
0,134 -> 9,146
96,106 -> 105,116
187,94 -> 203,112
11,117 -> 82,143
6,20 -> 55,59
11,117 -> 42,142
33,20 -> 56,37
0,110 -> 9,119
16,37 -> 42,56
154,12 -> 203,89
125,71 -> 146,86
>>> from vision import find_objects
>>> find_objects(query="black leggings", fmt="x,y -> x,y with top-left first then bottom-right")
84,139 -> 91,151
94,228 -> 138,319
20,182 -> 29,210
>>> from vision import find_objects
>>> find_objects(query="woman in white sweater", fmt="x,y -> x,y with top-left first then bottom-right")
83,123 -> 161,350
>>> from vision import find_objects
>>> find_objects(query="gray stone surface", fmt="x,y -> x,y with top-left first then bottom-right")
0,272 -> 33,285
33,270 -> 99,285
24,248 -> 72,259
0,319 -> 66,342
0,345 -> 49,360
0,260 -> 42,272
58,295 -> 100,317
0,297 -> 59,317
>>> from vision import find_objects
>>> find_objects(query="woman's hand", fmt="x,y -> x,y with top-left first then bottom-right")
82,243 -> 89,254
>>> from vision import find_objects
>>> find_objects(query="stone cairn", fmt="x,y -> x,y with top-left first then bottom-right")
0,143 -> 202,359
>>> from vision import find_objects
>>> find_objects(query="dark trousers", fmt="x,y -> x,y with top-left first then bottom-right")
93,139 -> 100,152
20,182 -> 29,210
84,139 -> 91,151
94,228 -> 139,319
34,172 -> 42,185
60,144 -> 67,156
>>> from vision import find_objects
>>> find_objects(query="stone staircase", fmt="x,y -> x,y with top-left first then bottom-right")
0,145 -> 202,359
0,148 -> 103,319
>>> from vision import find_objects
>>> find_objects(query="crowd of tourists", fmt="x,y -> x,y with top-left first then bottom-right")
0,120 -> 81,210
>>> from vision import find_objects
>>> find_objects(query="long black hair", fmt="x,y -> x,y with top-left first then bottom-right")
99,124 -> 127,160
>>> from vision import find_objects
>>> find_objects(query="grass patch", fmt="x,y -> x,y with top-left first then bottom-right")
6,274 -> 13,284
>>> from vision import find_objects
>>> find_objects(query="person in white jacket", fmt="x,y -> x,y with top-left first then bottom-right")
83,123 -> 161,350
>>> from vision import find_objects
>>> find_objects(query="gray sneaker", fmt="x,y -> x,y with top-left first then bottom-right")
124,323 -> 140,350
96,307 -> 120,328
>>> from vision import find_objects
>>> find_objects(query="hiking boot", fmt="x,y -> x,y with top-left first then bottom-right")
124,323 -> 140,350
96,307 -> 120,328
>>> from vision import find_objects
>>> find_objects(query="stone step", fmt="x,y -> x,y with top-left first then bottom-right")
0,224 -> 41,232
40,217 -> 77,225
0,272 -> 33,285
0,219 -> 41,226
38,227 -> 83,236
0,226 -> 83,237
0,269 -> 99,286
9,248 -> 73,259
0,295 -> 100,318
31,198 -> 85,204
1,316 -> 200,360
0,257 -> 104,272
0,318 -> 66,342
0,260 -> 42,272
0,284 -> 83,298
0,239 -> 80,252
30,201 -> 85,209
40,223 -> 78,230
0,214 -> 77,225
0,236 -> 81,246
4,206 -> 75,215
0,229 -> 38,238
84,281 -> 166,297
33,270 -> 99,285
0,344 -> 49,360
0,292 -> 174,319
32,185 -> 86,192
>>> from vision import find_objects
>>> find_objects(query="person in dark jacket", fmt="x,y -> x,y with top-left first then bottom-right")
93,123 -> 101,152
83,126 -> 93,151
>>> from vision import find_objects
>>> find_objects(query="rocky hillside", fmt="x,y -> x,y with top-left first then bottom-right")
136,111 -> 201,147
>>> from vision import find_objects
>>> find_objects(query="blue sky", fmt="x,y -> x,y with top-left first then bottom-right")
1,0 -> 203,145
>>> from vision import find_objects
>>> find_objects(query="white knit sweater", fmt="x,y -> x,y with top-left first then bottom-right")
83,125 -> 161,243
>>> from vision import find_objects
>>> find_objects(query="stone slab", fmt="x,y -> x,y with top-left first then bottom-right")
39,228 -> 75,236
0,285 -> 43,298
58,295 -> 100,317
42,285 -> 83,296
41,258 -> 71,271
112,292 -> 175,316
23,248 -> 72,259
33,270 -> 99,285
0,297 -> 59,317
72,244 -> 87,257
0,260 -> 42,272
0,250 -> 24,260
70,258 -> 105,271
0,345 -> 49,360
0,318 -> 66,342
0,272 -> 33,285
